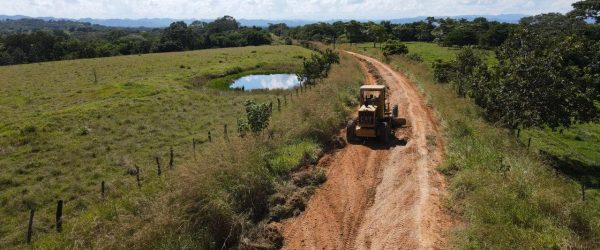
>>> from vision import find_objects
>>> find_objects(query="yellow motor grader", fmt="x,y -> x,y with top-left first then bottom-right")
346,85 -> 406,143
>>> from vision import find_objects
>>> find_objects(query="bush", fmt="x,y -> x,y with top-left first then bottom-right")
431,59 -> 454,83
405,53 -> 423,62
381,39 -> 409,57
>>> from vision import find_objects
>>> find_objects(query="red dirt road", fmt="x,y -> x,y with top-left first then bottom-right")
279,52 -> 450,249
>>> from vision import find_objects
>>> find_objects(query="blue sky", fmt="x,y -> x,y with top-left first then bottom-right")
0,0 -> 578,20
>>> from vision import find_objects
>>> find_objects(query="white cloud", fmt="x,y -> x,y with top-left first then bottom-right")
0,0 -> 578,19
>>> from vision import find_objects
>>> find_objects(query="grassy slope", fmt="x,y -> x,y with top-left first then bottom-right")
343,43 -> 600,248
0,45 -> 314,247
31,50 -> 363,249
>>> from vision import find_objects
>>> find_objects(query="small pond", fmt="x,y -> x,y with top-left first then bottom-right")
230,74 -> 301,91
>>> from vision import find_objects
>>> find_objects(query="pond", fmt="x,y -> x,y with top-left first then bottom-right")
230,74 -> 301,91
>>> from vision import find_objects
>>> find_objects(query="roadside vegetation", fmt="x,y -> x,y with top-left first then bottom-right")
342,2 -> 600,246
345,42 -> 600,250
30,49 -> 361,249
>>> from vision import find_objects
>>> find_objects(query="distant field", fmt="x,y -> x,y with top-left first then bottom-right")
0,45 -> 313,246
348,42 -> 497,66
343,41 -> 599,183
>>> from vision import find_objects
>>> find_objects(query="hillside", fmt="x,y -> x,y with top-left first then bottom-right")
0,45 -> 314,247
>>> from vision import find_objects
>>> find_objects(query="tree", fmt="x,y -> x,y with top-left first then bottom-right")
451,48 -> 483,97
442,26 -> 478,46
297,49 -> 340,85
367,22 -> 387,48
159,21 -> 192,52
570,0 -> 600,23
484,27 -> 599,128
267,23 -> 289,36
207,16 -> 240,34
345,20 -> 366,44
479,22 -> 513,47
432,59 -> 455,83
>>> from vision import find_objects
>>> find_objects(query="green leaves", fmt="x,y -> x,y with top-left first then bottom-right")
296,49 -> 340,85
238,99 -> 272,136
381,39 -> 408,57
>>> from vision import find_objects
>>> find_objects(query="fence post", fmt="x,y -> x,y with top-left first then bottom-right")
582,183 -> 586,202
135,165 -> 141,188
101,181 -> 105,198
269,102 -> 273,113
27,209 -> 34,244
56,200 -> 63,232
517,128 -> 521,138
155,157 -> 161,176
224,124 -> 228,140
169,147 -> 174,169
208,131 -> 212,142
192,138 -> 196,151
92,68 -> 98,84
296,88 -> 299,96
277,98 -> 281,112
527,137 -> 532,149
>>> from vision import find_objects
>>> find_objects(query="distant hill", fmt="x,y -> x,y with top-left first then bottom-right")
0,14 -> 528,28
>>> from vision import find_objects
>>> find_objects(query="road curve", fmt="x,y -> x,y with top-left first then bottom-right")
279,52 -> 450,250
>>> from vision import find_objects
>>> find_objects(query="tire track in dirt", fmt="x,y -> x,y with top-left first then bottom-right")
279,52 -> 450,249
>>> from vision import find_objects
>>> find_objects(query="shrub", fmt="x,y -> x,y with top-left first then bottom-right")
381,39 -> 409,57
431,59 -> 454,83
405,53 -> 424,62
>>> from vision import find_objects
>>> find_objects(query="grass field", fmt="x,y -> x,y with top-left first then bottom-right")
0,45 -> 316,247
349,42 -> 497,65
344,43 -> 600,248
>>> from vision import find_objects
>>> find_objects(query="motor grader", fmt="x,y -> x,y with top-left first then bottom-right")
346,85 -> 406,144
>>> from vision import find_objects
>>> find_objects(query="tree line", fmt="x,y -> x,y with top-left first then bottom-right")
270,17 -> 516,48
0,16 -> 271,65
432,2 -> 600,130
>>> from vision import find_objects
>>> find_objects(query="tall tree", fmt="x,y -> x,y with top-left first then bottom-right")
570,0 -> 600,23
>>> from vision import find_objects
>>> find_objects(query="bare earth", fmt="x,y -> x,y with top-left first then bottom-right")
279,52 -> 451,249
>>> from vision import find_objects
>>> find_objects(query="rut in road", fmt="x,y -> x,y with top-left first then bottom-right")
279,52 -> 451,249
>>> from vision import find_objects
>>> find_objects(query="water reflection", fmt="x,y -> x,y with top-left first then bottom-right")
230,74 -> 301,91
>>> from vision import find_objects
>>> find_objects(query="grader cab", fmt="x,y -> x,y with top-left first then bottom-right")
346,85 -> 406,143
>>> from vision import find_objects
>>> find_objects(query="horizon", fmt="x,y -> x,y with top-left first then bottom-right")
0,0 -> 577,20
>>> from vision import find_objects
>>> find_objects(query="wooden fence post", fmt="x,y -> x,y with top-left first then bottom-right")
155,157 -> 161,176
277,98 -> 281,112
192,138 -> 196,152
56,200 -> 63,232
224,124 -> 228,140
208,131 -> 212,142
92,68 -> 98,84
582,183 -> 586,202
101,181 -> 105,198
527,137 -> 532,149
27,209 -> 34,244
517,129 -> 521,138
169,147 -> 174,169
135,165 -> 141,188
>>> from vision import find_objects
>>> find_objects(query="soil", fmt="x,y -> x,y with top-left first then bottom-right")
278,52 -> 451,249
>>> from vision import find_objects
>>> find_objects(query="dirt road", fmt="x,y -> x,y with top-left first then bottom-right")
279,52 -> 450,249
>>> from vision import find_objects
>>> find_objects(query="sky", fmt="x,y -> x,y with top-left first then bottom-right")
0,0 -> 579,20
